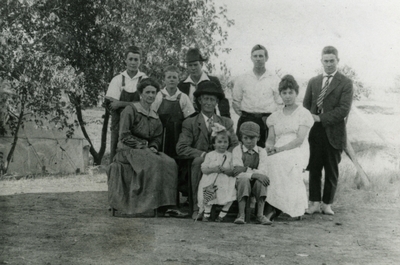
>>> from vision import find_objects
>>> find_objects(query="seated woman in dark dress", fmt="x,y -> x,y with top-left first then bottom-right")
107,78 -> 183,217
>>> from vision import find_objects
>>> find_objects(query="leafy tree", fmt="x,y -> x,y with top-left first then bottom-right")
16,0 -> 234,165
0,1 -> 85,173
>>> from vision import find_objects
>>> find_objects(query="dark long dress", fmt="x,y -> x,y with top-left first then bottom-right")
107,102 -> 178,214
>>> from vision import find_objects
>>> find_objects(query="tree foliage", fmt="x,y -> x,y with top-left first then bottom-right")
1,0 -> 234,166
0,1 -> 86,173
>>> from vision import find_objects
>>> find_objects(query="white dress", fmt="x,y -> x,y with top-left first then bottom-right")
198,151 -> 236,208
266,106 -> 314,217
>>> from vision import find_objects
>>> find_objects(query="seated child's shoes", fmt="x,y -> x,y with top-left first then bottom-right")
256,215 -> 272,225
202,216 -> 210,222
234,216 -> 246,225
215,216 -> 226,222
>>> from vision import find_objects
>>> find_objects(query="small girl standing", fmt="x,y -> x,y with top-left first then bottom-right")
197,124 -> 236,222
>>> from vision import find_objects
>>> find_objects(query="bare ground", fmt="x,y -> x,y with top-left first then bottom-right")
0,173 -> 400,265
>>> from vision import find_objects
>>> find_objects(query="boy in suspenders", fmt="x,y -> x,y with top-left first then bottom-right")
104,46 -> 147,162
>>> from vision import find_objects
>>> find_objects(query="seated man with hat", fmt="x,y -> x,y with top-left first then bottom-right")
178,48 -> 231,118
176,80 -> 239,219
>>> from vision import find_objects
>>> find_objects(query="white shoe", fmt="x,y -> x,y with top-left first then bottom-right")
306,201 -> 321,215
321,203 -> 334,215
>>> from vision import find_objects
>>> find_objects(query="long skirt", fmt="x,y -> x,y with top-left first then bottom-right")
107,148 -> 178,214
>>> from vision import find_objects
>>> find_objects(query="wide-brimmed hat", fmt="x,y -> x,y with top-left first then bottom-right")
240,122 -> 260,137
193,81 -> 225,100
185,48 -> 207,63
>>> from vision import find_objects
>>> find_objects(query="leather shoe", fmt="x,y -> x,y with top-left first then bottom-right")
256,215 -> 272,225
321,203 -> 334,215
305,201 -> 321,215
234,216 -> 246,224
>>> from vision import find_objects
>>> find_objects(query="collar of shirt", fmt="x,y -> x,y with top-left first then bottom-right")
133,102 -> 159,119
323,70 -> 337,78
121,70 -> 146,80
183,71 -> 210,85
246,69 -> 272,80
242,145 -> 259,154
160,87 -> 182,100
322,70 -> 337,86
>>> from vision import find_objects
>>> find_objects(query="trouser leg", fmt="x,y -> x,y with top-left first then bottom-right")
191,157 -> 204,211
322,144 -> 342,204
307,123 -> 325,202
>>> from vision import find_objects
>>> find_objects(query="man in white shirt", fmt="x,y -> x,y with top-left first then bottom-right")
104,46 -> 147,162
232,44 -> 281,147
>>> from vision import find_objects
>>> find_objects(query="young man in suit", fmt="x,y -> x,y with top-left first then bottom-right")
176,81 -> 239,219
303,46 -> 353,215
178,48 -> 231,118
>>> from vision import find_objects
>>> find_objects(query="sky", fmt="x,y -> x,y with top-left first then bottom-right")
213,0 -> 400,90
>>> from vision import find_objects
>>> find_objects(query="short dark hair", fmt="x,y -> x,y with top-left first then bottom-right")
164,65 -> 180,75
321,46 -> 339,59
279,75 -> 299,95
251,44 -> 268,58
137,78 -> 160,94
124,46 -> 141,59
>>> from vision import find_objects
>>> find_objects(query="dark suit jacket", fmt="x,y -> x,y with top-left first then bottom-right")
176,113 -> 239,158
178,75 -> 231,118
303,72 -> 353,150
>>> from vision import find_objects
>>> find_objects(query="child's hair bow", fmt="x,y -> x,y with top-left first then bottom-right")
211,123 -> 227,137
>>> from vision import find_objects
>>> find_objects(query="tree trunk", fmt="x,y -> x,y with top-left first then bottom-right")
4,105 -> 24,174
94,109 -> 110,165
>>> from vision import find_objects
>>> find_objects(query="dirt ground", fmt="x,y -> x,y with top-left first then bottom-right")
1,100 -> 400,264
1,173 -> 400,265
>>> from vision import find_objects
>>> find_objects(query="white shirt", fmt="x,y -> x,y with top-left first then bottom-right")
182,72 -> 210,104
322,70 -> 337,88
105,70 -> 147,100
232,70 -> 282,115
232,144 -> 268,179
152,88 -> 195,118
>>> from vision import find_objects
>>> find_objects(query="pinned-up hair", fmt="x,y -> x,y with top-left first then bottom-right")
137,78 -> 160,94
278,75 -> 299,95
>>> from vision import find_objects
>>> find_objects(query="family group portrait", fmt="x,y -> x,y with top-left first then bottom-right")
1,0 -> 399,264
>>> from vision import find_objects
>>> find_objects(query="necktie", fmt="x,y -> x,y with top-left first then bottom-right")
317,75 -> 332,111
208,118 -> 213,133
247,150 -> 254,155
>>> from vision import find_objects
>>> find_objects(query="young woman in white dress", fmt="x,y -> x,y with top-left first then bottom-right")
265,75 -> 314,220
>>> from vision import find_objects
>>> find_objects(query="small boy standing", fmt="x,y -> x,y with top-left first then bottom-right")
152,65 -> 195,157
232,122 -> 271,225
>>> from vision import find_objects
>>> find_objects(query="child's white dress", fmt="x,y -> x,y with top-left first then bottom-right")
198,151 -> 236,209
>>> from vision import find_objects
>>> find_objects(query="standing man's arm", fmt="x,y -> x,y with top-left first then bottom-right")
232,78 -> 243,116
319,79 -> 353,127
303,79 -> 313,111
